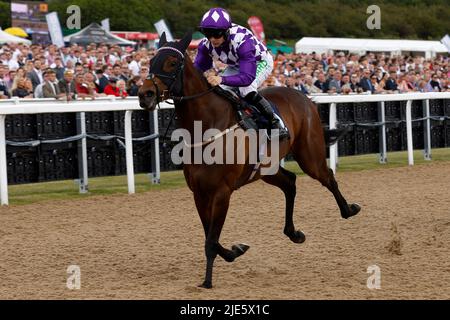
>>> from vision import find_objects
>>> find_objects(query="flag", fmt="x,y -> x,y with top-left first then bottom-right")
101,18 -> 110,32
45,12 -> 65,48
247,16 -> 265,44
441,34 -> 450,53
154,19 -> 174,42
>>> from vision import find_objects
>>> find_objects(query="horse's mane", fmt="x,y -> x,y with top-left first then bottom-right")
184,52 -> 213,89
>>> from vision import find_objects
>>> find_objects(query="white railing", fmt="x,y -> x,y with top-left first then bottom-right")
310,92 -> 450,173
0,96 -> 160,206
0,92 -> 449,205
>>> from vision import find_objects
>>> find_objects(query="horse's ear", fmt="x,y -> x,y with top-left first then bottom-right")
178,31 -> 192,52
159,32 -> 167,48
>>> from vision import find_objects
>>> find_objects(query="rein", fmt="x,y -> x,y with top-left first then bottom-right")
146,46 -> 223,147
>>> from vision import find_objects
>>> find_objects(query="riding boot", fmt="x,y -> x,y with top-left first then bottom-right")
245,92 -> 290,139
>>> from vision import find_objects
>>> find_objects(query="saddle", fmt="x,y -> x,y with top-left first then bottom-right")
213,87 -> 282,132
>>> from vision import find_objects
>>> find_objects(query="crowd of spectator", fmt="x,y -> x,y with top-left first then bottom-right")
0,41 -> 449,102
0,42 -> 151,100
261,51 -> 449,94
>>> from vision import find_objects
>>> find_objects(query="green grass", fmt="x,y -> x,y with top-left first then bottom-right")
6,148 -> 450,206
284,148 -> 450,175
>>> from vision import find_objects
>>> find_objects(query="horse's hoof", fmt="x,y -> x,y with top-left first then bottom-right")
343,203 -> 361,219
288,230 -> 306,244
198,281 -> 212,289
232,243 -> 250,257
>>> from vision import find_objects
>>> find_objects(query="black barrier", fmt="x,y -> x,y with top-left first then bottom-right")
4,99 -> 449,185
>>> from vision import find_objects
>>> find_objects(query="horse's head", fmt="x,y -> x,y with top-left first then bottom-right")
138,32 -> 192,111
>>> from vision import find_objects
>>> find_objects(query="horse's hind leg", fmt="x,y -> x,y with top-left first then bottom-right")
262,166 -> 305,243
292,137 -> 360,219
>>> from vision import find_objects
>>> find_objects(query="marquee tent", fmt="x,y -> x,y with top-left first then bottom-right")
63,23 -> 135,46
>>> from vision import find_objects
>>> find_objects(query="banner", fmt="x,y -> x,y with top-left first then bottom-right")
154,19 -> 174,42
101,18 -> 110,32
441,34 -> 450,53
45,12 -> 65,48
247,16 -> 266,44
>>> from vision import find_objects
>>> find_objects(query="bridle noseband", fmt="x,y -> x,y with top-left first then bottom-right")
146,46 -> 214,106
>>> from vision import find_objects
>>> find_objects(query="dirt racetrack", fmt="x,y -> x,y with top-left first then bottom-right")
0,162 -> 449,299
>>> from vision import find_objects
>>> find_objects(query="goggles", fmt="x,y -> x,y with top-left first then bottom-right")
200,28 -> 227,39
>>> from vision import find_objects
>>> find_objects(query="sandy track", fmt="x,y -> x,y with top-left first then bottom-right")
0,162 -> 449,299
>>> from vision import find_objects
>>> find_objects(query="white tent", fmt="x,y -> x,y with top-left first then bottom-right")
295,37 -> 449,59
0,27 -> 32,45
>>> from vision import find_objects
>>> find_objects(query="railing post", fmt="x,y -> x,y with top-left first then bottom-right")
0,115 -> 8,205
405,100 -> 414,166
149,109 -> 160,184
378,101 -> 387,163
125,110 -> 135,194
76,112 -> 89,193
423,99 -> 432,160
329,102 -> 337,173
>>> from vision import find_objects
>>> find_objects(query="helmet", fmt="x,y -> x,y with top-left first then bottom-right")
199,7 -> 232,30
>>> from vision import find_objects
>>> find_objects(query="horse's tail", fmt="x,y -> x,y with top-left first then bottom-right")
323,126 -> 350,146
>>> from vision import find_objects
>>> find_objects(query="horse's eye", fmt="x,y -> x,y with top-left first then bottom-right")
171,61 -> 177,67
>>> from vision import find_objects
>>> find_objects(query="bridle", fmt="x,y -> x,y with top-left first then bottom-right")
146,46 -> 214,107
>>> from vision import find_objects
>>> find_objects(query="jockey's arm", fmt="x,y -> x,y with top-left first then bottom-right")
193,41 -> 213,73
221,40 -> 257,87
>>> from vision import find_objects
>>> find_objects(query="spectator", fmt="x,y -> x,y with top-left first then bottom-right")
12,78 -> 33,98
35,69 -> 55,98
304,75 -> 322,94
104,78 -> 128,98
139,66 -> 149,83
75,73 -> 92,99
116,79 -> 128,99
42,70 -> 61,98
314,72 -> 327,93
385,71 -> 398,91
0,65 -> 10,98
50,56 -> 66,80
429,74 -> 442,92
370,74 -> 383,94
27,59 -> 43,90
378,73 -> 389,91
328,71 -> 343,93
127,76 -> 141,96
84,72 -> 104,98
58,70 -> 76,100
0,69 -> 9,99
359,69 -> 374,93
95,69 -> 108,93
340,74 -> 352,94
119,63 -> 131,82
349,74 -> 361,93
128,52 -> 141,76
112,64 -> 122,79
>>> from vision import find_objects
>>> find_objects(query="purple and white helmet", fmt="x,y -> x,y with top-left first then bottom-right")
199,7 -> 232,30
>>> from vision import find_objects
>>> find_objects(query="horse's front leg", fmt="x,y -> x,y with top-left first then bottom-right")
199,186 -> 233,289
194,186 -> 249,288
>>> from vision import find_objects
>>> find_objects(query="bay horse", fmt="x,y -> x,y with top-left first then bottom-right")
138,32 -> 361,288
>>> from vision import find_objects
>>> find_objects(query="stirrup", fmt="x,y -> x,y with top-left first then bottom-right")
268,120 -> 290,140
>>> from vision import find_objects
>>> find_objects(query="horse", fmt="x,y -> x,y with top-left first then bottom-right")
138,32 -> 361,288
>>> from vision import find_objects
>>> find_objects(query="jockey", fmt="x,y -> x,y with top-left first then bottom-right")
194,7 -> 289,139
